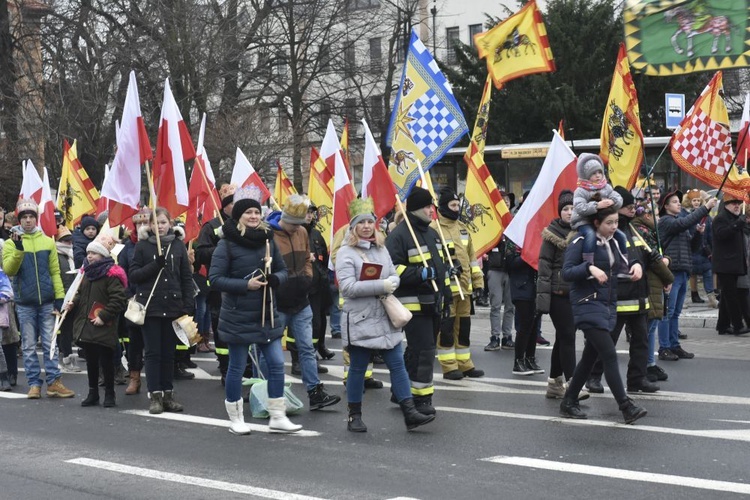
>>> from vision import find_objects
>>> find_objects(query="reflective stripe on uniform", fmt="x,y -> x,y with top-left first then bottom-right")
437,350 -> 456,362
396,265 -> 407,275
616,298 -> 650,312
215,347 -> 229,356
455,347 -> 471,361
176,344 -> 189,351
411,382 -> 434,396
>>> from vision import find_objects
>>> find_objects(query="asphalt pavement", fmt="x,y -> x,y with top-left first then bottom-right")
1,301 -> 749,499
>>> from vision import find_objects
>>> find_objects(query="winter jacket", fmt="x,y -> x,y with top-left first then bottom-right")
658,205 -> 710,272
208,220 -> 288,345
430,214 -> 484,296
70,265 -> 128,349
267,211 -> 313,314
56,242 -> 76,291
571,183 -> 623,229
2,228 -> 64,306
117,234 -> 138,297
712,205 -> 747,276
336,240 -> 405,350
385,212 -> 449,315
128,227 -> 195,318
195,214 -> 229,307
487,236 -> 508,271
690,212 -> 713,275
72,228 -> 95,269
630,215 -> 672,321
536,218 -> 571,313
507,239 -> 536,303
562,233 -> 624,332
306,223 -> 331,297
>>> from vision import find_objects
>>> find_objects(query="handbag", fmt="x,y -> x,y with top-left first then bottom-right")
247,347 -> 304,418
124,244 -> 171,325
380,293 -> 412,329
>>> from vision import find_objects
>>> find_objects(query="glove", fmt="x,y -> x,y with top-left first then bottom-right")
266,274 -> 281,289
383,279 -> 397,294
420,267 -> 436,282
14,239 -> 23,251
155,254 -> 167,268
449,264 -> 463,278
54,299 -> 64,312
472,289 -> 483,301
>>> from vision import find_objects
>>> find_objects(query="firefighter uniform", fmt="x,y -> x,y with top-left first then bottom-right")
431,188 -> 484,377
385,188 -> 449,414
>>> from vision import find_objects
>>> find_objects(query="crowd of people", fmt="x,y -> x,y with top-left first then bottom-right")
0,151 -> 747,432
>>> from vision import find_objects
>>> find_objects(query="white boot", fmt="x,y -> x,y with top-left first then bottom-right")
545,376 -> 565,399
267,398 -> 302,433
225,400 -> 252,435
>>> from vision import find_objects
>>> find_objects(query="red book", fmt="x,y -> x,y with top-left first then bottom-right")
359,262 -> 383,281
88,302 -> 110,324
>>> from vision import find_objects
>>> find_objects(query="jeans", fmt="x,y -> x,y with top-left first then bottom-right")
695,268 -> 714,294
347,343 -> 410,404
329,289 -> 341,334
647,319 -> 658,366
226,339 -> 285,403
18,303 -> 59,387
141,317 -> 177,393
278,306 -> 318,391
658,270 -> 688,350
487,270 -> 514,339
194,294 -> 211,334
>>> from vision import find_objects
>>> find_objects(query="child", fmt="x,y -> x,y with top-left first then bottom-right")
0,268 -> 14,391
571,153 -> 628,272
72,215 -> 100,268
66,232 -> 128,407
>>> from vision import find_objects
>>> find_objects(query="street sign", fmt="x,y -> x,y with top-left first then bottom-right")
665,93 -> 685,130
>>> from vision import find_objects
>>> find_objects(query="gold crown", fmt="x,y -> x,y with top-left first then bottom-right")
348,197 -> 375,220
282,194 -> 310,219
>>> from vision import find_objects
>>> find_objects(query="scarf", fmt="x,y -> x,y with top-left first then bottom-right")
147,230 -> 176,245
577,178 -> 607,191
56,242 -> 75,270
438,207 -> 459,221
222,219 -> 272,249
84,257 -> 115,282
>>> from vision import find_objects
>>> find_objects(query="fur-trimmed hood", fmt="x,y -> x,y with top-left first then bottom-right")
137,225 -> 185,242
107,264 -> 128,289
542,219 -> 571,250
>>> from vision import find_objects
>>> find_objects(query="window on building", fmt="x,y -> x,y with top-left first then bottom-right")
345,98 -> 357,121
395,35 -> 406,63
273,54 -> 287,78
344,42 -> 356,76
368,95 -> 383,128
345,0 -> 380,11
468,24 -> 483,44
319,43 -> 331,71
278,108 -> 288,132
446,27 -> 460,64
260,107 -> 270,133
319,100 -> 332,130
369,37 -> 382,73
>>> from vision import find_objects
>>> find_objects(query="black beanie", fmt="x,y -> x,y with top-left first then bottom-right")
80,215 -> 99,232
231,198 -> 262,220
614,185 -> 635,207
438,187 -> 459,209
221,195 -> 234,210
557,190 -> 574,216
406,187 -> 433,212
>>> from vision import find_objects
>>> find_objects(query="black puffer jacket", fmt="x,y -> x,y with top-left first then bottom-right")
657,205 -> 709,272
536,219 -> 571,313
712,205 -> 747,275
507,239 -> 537,303
128,227 -> 195,318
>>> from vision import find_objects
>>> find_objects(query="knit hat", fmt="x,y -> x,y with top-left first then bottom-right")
132,207 -> 152,225
659,189 -> 682,215
219,184 -> 237,209
56,225 -> 72,242
86,232 -> 117,258
406,187 -> 433,212
557,190 -> 574,216
614,185 -> 635,207
231,185 -> 264,220
80,215 -> 99,232
16,199 -> 38,219
281,194 -> 310,225
348,198 -> 376,227
576,153 -> 605,180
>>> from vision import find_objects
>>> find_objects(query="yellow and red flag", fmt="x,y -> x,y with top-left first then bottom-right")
600,43 -> 644,191
340,118 -> 354,182
307,146 -> 334,246
273,160 -> 297,207
557,119 -> 565,140
57,139 -> 100,229
474,0 -> 555,90
463,75 -> 512,257
671,71 -> 750,200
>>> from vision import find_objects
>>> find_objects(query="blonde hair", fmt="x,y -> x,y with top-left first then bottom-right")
237,219 -> 269,236
345,225 -> 385,248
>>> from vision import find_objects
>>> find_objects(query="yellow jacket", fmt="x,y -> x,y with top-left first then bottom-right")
431,215 -> 483,296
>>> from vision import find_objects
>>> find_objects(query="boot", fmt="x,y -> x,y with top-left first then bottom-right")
174,364 -> 195,380
114,363 -> 128,385
347,402 -> 367,432
125,370 -> 141,395
149,391 -> 164,414
0,372 -> 11,392
81,388 -> 100,407
268,398 -> 303,433
413,395 -> 436,416
707,292 -> 719,309
103,389 -> 116,408
308,383 -> 341,410
224,399 -> 252,435
399,398 -> 436,431
691,291 -> 705,304
162,390 -> 184,412
559,397 -> 587,419
620,397 -> 648,424
585,375 -> 604,393
545,376 -> 566,399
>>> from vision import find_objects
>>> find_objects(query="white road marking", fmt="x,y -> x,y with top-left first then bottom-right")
0,391 -> 29,399
437,406 -> 750,443
66,457 -> 327,499
121,409 -> 320,436
481,456 -> 750,495
185,366 -> 221,380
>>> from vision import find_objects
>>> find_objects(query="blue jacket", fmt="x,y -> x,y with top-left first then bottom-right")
562,234 -> 622,332
72,228 -> 95,269
208,220 -> 288,345
2,228 -> 65,306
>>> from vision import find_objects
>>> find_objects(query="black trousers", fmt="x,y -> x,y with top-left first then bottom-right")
513,300 -> 537,361
58,315 -> 74,358
549,295 -> 577,379
309,292 -> 328,352
565,327 -> 628,405
125,319 -> 144,371
716,273 -> 744,332
403,313 -> 438,396
591,313 -> 648,386
142,317 -> 177,393
82,342 -> 114,391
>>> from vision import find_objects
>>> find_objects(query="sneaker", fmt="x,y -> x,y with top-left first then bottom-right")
308,383 -> 341,410
443,369 -> 464,380
512,359 -> 533,376
27,385 -> 42,399
61,355 -> 82,373
484,336 -> 501,351
658,348 -> 679,361
577,386 -> 590,401
462,368 -> 485,378
536,335 -> 551,346
677,332 -> 688,340
671,346 -> 695,359
646,365 -> 668,382
525,357 -> 545,374
47,378 -> 75,398
501,337 -> 515,350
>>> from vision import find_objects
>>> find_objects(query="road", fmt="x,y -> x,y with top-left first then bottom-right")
1,313 -> 749,499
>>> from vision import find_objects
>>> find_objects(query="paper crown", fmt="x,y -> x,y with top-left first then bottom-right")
132,207 -> 152,224
16,198 -> 38,216
282,194 -> 310,221
349,198 -> 375,219
56,225 -> 72,240
233,185 -> 263,204
219,183 -> 237,201
172,315 -> 200,347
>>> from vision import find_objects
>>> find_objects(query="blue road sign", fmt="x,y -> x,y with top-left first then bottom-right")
665,93 -> 685,130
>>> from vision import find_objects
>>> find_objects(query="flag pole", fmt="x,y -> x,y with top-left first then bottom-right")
394,194 -> 439,292
144,160 -> 163,256
195,157 -> 223,224
716,128 -> 750,198
268,196 -> 282,212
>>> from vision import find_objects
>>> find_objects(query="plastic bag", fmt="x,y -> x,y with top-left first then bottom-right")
249,381 -> 304,419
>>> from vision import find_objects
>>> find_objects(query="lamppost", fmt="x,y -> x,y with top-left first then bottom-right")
431,0 -> 437,54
